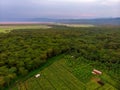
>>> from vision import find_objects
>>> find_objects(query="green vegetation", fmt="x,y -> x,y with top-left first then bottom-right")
0,25 -> 120,89
10,55 -> 117,90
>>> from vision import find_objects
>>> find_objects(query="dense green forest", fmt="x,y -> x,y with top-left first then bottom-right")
0,26 -> 120,89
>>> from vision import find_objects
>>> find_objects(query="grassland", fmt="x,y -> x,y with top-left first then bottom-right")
10,55 -> 117,90
56,23 -> 95,27
0,24 -> 51,33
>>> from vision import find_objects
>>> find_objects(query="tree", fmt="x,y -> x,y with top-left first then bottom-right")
18,67 -> 28,76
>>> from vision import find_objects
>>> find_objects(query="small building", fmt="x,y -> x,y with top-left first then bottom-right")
35,74 -> 40,78
92,69 -> 102,75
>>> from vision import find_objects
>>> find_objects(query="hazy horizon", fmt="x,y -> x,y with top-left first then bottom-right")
0,0 -> 120,21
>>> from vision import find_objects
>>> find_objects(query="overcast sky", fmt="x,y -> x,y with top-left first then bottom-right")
0,0 -> 120,20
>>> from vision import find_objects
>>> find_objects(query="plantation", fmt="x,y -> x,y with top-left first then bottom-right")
0,25 -> 120,90
10,55 -> 118,90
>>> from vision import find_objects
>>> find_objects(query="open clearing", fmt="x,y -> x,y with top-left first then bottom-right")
56,23 -> 95,27
0,25 -> 51,33
11,55 -> 117,90
0,23 -> 94,33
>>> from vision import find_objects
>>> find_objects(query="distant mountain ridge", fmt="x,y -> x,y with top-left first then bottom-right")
28,17 -> 120,25
0,17 -> 120,25
57,18 -> 120,25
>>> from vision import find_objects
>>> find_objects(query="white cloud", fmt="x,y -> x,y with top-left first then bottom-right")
54,0 -> 97,3
100,0 -> 120,5
35,0 -> 120,6
45,0 -> 120,3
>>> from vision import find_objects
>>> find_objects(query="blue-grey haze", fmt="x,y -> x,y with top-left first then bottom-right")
0,0 -> 120,21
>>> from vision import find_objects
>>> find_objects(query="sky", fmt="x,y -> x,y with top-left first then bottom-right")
0,0 -> 120,20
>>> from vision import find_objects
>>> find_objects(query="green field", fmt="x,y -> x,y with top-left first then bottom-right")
10,55 -> 117,90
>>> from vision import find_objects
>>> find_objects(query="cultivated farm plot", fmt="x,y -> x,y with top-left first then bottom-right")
12,60 -> 85,90
11,57 -> 117,90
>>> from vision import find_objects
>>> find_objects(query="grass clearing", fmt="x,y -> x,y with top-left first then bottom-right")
56,23 -> 95,27
0,25 -> 51,33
